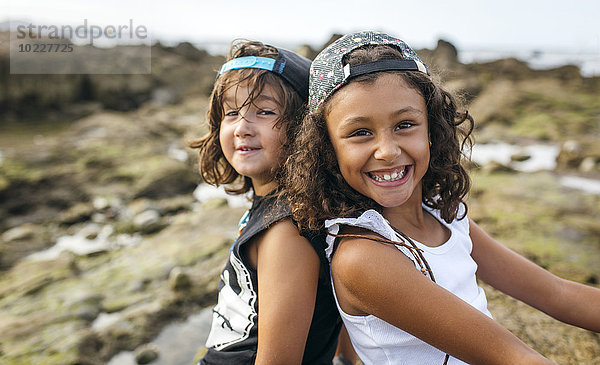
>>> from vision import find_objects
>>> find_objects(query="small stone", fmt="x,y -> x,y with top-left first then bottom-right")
59,203 -> 94,225
169,267 -> 192,291
130,278 -> 150,292
68,292 -> 105,307
481,161 -> 515,174
2,224 -> 36,242
133,210 -> 162,233
579,157 -> 597,172
76,305 -> 102,321
562,140 -> 581,154
128,198 -> 155,217
510,151 -> 531,162
135,343 -> 160,364
557,140 -> 585,169
585,274 -> 598,285
79,223 -> 101,240
91,212 -> 107,223
92,196 -> 109,211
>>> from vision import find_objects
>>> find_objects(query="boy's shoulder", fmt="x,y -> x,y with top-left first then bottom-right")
233,192 -> 292,247
250,193 -> 291,226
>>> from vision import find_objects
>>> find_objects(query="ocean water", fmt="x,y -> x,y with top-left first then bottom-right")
460,49 -> 600,77
470,143 -> 560,172
470,142 -> 600,195
194,41 -> 600,77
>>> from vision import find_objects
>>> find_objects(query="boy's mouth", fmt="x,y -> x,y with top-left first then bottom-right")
367,166 -> 409,183
237,145 -> 259,152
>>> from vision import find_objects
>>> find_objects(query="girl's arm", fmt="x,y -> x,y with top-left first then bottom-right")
470,218 -> 600,332
250,218 -> 321,365
334,324 -> 360,364
331,235 -> 554,365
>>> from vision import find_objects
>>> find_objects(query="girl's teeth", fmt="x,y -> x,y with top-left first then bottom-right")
371,168 -> 406,182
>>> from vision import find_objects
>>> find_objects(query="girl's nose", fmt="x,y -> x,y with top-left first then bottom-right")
374,135 -> 401,162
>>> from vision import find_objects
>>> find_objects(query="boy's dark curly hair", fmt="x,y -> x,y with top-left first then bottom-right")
283,45 -> 474,231
189,40 -> 305,196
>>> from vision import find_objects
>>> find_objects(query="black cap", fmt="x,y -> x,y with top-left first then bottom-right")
217,47 -> 311,102
272,48 -> 311,101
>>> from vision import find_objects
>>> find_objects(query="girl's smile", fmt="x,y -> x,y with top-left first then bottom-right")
366,165 -> 412,184
325,73 -> 430,209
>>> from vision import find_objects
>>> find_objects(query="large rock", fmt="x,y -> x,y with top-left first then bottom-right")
133,159 -> 198,199
0,32 -> 224,114
557,139 -> 600,171
168,41 -> 209,62
431,39 -> 459,70
467,80 -> 520,126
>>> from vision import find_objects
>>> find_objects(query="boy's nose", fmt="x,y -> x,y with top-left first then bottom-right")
233,113 -> 255,137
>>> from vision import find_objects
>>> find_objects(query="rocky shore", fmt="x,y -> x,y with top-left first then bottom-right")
1,36 -> 599,364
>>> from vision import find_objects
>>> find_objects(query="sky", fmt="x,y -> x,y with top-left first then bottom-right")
3,0 -> 600,53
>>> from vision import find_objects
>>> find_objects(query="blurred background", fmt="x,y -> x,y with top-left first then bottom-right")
1,1 -> 599,364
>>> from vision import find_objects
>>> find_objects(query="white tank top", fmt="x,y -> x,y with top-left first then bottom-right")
324,206 -> 493,365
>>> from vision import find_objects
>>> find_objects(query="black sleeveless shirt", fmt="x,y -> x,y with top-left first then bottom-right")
199,192 -> 342,364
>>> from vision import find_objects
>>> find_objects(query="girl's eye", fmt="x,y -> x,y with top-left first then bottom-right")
258,109 -> 276,115
396,121 -> 414,130
224,110 -> 239,117
349,129 -> 371,137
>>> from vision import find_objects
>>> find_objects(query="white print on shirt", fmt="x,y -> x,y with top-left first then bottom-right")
205,251 -> 257,350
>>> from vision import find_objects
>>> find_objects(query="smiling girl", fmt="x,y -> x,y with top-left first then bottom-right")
284,31 -> 600,365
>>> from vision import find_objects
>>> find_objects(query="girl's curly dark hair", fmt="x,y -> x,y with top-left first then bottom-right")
283,45 -> 474,231
189,40 -> 305,196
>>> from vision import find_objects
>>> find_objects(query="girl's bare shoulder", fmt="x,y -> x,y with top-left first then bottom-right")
331,225 -> 414,280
